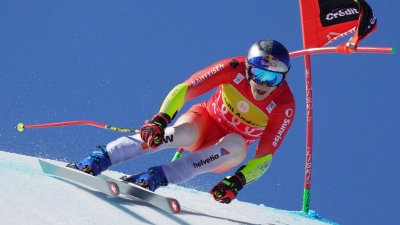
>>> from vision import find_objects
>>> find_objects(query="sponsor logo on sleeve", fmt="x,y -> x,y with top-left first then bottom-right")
285,108 -> 294,117
192,63 -> 225,86
233,73 -> 245,84
272,108 -> 293,147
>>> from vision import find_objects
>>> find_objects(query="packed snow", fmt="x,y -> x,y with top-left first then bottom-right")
0,151 -> 338,225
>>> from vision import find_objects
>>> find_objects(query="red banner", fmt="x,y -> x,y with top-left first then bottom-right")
300,0 -> 377,49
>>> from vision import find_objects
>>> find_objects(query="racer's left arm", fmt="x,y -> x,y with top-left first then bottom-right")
211,100 -> 295,203
237,104 -> 295,184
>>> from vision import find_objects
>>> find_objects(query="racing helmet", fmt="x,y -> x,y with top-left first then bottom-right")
246,39 -> 291,86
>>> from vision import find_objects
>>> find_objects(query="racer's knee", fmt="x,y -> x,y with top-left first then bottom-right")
212,133 -> 247,173
218,133 -> 247,159
162,133 -> 248,184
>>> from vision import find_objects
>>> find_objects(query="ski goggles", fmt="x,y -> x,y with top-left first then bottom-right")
249,66 -> 284,87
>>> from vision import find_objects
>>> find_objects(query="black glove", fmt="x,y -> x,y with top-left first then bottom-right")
210,173 -> 245,204
140,113 -> 171,149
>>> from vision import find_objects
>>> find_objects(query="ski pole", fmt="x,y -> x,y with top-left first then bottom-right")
17,120 -> 186,161
16,121 -> 139,133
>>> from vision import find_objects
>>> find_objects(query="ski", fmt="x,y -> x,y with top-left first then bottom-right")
97,174 -> 181,214
38,159 -> 181,214
38,159 -> 120,197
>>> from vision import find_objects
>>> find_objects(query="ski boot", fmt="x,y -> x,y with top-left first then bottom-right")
66,146 -> 112,176
121,166 -> 168,191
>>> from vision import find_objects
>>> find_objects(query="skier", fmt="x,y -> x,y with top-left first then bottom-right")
69,39 -> 295,204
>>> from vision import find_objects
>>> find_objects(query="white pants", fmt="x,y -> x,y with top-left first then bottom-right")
106,124 -> 247,184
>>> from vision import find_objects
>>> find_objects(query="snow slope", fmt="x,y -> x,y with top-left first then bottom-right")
0,151 -> 338,225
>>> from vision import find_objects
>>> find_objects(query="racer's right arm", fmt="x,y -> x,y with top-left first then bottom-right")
158,57 -> 241,120
140,58 -> 241,148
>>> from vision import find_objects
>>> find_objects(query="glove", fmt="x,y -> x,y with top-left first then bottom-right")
210,173 -> 245,204
140,113 -> 171,149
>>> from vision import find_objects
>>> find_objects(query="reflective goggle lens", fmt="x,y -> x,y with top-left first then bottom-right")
250,67 -> 283,87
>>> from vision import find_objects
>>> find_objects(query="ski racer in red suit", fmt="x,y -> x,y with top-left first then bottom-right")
70,39 -> 295,204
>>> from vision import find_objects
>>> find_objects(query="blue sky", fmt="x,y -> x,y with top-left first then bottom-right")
1,1 -> 399,225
